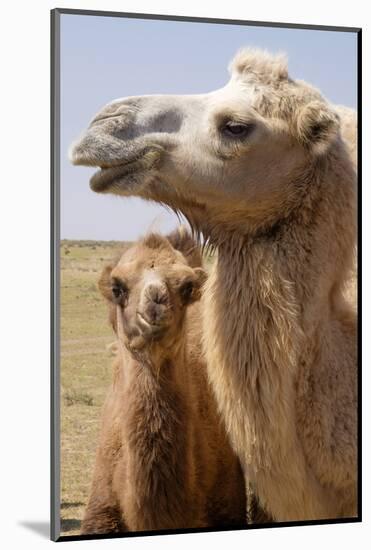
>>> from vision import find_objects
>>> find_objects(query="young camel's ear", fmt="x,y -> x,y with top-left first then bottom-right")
98,264 -> 114,302
180,267 -> 208,305
98,264 -> 118,332
167,226 -> 202,268
296,100 -> 340,155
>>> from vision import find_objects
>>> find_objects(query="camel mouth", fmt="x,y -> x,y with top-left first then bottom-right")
89,147 -> 163,193
136,312 -> 168,339
90,160 -> 143,193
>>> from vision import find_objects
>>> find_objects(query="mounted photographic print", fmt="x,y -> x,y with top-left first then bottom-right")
51,8 -> 361,542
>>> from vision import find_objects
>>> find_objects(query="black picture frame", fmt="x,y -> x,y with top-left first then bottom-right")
51,8 -> 362,542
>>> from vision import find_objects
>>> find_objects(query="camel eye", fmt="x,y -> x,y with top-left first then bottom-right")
180,281 -> 194,303
221,122 -> 255,139
111,282 -> 128,304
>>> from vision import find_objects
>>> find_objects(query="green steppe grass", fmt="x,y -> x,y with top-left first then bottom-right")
60,240 -> 126,536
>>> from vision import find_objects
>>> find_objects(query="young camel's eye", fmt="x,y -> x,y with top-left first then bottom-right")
111,282 -> 128,304
221,121 -> 256,139
179,281 -> 194,303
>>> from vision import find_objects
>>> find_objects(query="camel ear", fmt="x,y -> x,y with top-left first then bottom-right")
98,264 -> 118,332
194,267 -> 207,289
296,101 -> 340,155
98,264 -> 114,301
167,226 -> 202,268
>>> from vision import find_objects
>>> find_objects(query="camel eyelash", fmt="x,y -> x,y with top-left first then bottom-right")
220,121 -> 256,139
111,279 -> 129,303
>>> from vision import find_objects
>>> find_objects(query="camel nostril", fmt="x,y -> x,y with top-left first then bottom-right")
153,294 -> 165,305
146,284 -> 169,305
91,98 -> 140,125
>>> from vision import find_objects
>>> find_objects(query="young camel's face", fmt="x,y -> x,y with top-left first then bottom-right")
99,234 -> 206,352
71,49 -> 341,233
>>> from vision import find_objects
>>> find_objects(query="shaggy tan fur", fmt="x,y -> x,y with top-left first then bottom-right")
205,55 -> 357,521
81,229 -> 246,534
71,48 -> 357,522
336,105 -> 357,168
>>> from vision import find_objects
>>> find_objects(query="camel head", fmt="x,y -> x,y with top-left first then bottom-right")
99,228 -> 206,353
71,48 -> 342,237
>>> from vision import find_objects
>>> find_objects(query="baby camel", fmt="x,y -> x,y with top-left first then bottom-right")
80,229 -> 246,535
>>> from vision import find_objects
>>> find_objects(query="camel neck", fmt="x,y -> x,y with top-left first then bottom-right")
203,234 -> 305,468
118,334 -> 188,393
212,152 -> 356,335
116,334 -> 193,528
202,148 -> 356,481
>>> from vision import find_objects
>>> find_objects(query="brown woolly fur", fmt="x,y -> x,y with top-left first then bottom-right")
72,48 -> 357,523
80,228 -> 246,535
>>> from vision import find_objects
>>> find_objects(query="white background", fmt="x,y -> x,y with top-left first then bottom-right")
0,1 -> 368,548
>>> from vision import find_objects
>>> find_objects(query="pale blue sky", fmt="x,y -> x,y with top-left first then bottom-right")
60,13 -> 357,241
